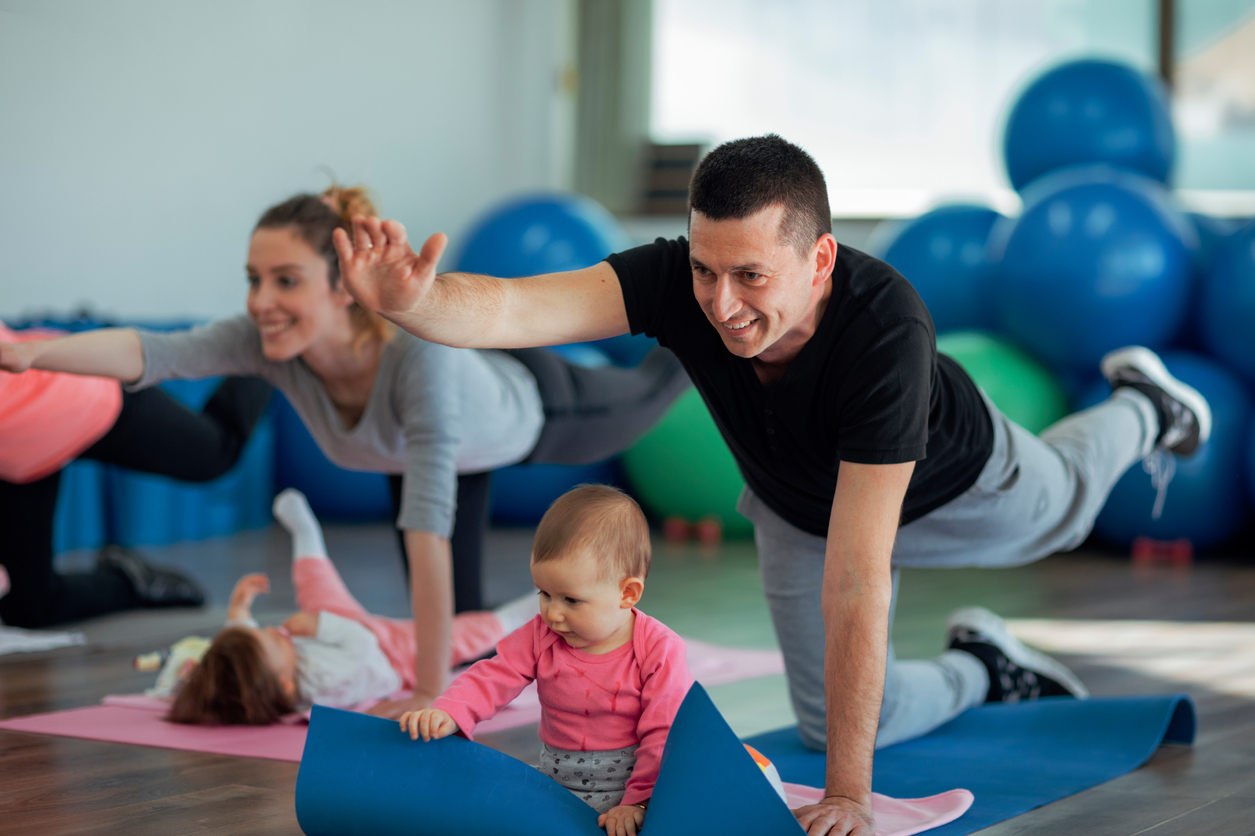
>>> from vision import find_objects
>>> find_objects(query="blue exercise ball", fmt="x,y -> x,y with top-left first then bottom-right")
490,460 -> 620,526
272,394 -> 392,521
546,342 -> 612,369
455,193 -> 633,278
873,204 -> 1004,333
988,165 -> 1195,372
1173,213 -> 1237,351
1199,219 -> 1255,386
1083,352 -> 1253,551
1003,59 -> 1175,192
1247,417 -> 1255,513
590,332 -> 658,368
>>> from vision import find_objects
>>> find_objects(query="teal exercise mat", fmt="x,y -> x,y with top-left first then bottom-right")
295,684 -> 970,836
295,684 -> 802,836
743,693 -> 1196,836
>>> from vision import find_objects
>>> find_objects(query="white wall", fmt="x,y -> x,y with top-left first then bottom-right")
0,0 -> 576,321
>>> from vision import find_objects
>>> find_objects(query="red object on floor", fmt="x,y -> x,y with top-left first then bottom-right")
663,516 -> 692,542
1131,536 -> 1194,566
694,516 -> 723,547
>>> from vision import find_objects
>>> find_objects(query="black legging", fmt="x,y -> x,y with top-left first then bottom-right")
0,378 -> 273,627
387,346 -> 691,614
389,471 -> 491,615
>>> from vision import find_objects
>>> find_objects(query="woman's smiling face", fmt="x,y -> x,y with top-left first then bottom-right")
245,227 -> 353,362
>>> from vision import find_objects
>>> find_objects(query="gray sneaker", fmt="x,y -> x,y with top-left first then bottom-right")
1100,346 -> 1212,456
946,607 -> 1088,704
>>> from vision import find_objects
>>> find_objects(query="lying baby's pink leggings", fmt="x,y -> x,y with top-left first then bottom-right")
292,556 -> 504,689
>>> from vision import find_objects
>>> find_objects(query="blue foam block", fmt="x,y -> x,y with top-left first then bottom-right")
296,684 -> 806,836
744,694 -> 1195,836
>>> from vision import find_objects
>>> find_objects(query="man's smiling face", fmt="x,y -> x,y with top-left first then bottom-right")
689,203 -> 833,365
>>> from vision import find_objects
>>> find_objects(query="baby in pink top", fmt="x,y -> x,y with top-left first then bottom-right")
400,484 -> 693,836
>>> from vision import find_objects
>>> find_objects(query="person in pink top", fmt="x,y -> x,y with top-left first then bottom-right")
400,484 -> 692,836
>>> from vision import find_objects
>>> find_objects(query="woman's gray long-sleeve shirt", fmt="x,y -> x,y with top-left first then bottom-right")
130,316 -> 543,537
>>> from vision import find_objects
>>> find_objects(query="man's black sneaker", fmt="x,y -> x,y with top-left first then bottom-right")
1100,346 -> 1212,456
946,607 -> 1088,704
97,544 -> 206,609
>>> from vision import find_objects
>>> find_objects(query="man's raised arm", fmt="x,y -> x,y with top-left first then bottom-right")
333,216 -> 630,349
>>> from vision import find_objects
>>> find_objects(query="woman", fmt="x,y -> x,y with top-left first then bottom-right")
0,186 -> 688,717
0,321 -> 272,628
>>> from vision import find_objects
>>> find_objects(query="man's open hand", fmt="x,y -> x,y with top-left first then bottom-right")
793,795 -> 875,836
332,216 -> 447,316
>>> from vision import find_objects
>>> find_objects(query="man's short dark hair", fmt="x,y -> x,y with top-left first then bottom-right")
688,135 -> 831,255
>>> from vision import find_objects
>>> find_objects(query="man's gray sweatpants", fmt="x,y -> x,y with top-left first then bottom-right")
737,389 -> 1159,750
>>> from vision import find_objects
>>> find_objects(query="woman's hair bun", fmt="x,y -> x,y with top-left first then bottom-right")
321,185 -> 379,226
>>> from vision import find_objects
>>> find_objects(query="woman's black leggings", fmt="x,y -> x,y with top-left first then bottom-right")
0,378 -> 273,628
388,346 -> 691,614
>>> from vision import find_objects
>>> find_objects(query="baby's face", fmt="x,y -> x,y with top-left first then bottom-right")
531,551 -> 639,654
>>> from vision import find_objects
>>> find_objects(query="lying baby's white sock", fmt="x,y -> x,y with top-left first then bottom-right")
493,591 -> 541,634
273,489 -> 328,560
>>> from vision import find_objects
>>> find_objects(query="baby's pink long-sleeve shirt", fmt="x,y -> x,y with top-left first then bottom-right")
431,610 -> 692,806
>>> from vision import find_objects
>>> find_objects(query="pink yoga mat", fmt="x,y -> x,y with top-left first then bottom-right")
0,638 -> 784,760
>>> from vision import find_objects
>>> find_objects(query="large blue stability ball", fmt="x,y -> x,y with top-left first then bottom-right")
988,165 -> 1195,372
874,204 -> 1004,333
491,460 -> 620,526
455,192 -> 633,278
1003,59 -> 1175,192
1248,417 -> 1255,511
1199,219 -> 1255,386
1086,352 -> 1253,551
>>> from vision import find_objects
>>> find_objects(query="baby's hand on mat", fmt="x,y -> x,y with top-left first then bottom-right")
598,804 -> 645,836
399,708 -> 458,741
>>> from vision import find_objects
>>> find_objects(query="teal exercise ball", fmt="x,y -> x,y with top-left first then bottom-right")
622,389 -> 752,537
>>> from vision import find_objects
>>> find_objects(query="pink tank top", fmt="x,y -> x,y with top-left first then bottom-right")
0,323 -> 123,484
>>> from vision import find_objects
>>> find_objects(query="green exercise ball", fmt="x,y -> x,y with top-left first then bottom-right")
937,331 -> 1068,434
622,388 -> 753,537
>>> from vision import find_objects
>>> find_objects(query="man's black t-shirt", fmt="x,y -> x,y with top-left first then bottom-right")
607,238 -> 994,537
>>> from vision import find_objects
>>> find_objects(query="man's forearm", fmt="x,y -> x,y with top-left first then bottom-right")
382,272 -> 514,349
821,563 -> 893,804
403,530 -> 454,701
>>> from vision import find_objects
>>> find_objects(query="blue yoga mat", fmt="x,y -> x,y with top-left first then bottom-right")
296,684 -> 812,836
744,694 -> 1196,836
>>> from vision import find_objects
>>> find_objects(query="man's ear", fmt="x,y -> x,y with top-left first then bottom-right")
812,233 -> 838,287
620,577 -> 645,608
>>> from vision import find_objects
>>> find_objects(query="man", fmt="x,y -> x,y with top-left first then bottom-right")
333,135 -> 1210,836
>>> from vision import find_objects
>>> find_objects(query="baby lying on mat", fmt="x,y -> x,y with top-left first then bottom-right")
166,489 -> 538,723
400,484 -> 693,836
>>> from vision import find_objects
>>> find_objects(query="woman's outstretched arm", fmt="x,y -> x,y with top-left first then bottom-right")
0,328 -> 144,382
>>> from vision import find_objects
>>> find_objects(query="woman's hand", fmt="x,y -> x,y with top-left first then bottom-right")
0,342 -> 35,373
598,804 -> 646,836
398,707 -> 459,742
333,216 -> 447,316
227,573 -> 268,622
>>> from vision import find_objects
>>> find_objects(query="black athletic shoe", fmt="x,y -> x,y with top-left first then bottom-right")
946,607 -> 1088,704
97,544 -> 206,609
1100,346 -> 1212,456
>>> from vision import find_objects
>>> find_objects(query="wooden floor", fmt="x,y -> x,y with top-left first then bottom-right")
2,529 -> 1254,836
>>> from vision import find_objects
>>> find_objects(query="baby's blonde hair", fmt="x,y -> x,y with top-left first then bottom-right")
531,485 -> 651,580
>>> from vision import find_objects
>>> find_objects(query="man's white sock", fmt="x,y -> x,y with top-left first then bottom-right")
492,592 -> 541,634
273,489 -> 329,560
